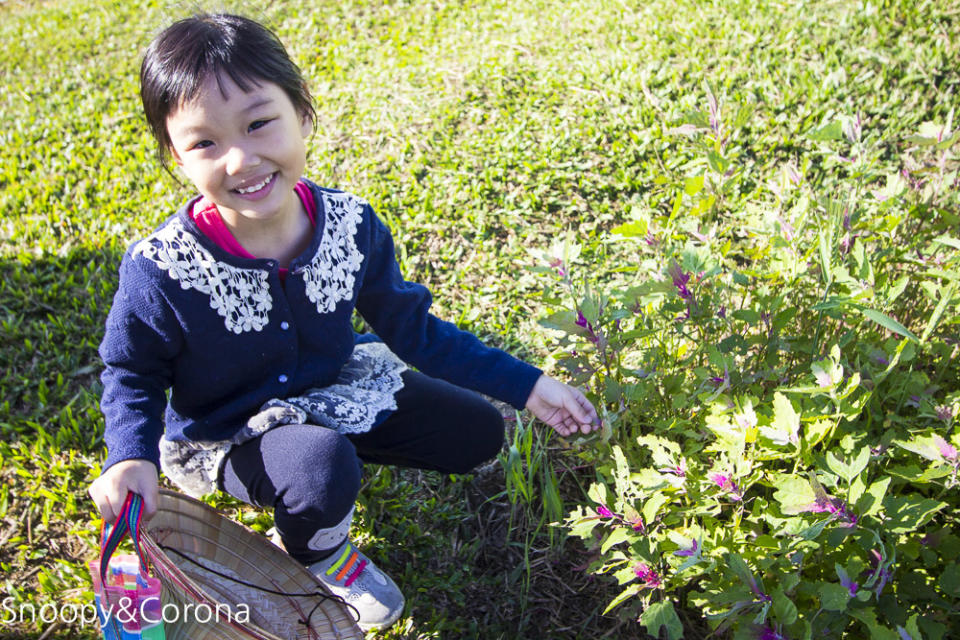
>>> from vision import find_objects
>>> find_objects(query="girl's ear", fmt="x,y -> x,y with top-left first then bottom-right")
168,145 -> 184,166
300,112 -> 313,139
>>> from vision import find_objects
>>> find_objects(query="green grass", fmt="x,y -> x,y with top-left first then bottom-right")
1,0 -> 957,637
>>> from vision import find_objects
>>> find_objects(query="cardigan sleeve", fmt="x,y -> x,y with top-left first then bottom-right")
354,206 -> 542,410
98,252 -> 183,472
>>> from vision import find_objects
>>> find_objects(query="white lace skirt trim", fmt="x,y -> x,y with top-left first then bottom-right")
160,342 -> 407,498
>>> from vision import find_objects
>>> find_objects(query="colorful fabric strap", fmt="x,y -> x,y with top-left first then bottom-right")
98,492 -> 149,585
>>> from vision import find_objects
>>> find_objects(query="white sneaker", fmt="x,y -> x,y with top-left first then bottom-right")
307,539 -> 405,631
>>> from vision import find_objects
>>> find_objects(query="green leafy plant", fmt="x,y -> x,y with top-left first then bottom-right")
543,104 -> 960,638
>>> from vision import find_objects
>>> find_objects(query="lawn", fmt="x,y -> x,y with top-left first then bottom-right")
1,0 -> 957,638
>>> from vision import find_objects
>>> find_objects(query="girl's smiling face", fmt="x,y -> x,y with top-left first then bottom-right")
165,73 -> 311,230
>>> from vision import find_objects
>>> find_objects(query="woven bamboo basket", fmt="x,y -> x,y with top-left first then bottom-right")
140,489 -> 363,640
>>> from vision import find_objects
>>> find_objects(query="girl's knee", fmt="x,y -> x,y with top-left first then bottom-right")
451,401 -> 505,473
263,426 -> 361,517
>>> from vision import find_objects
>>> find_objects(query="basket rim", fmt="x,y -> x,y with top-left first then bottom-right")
139,489 -> 362,640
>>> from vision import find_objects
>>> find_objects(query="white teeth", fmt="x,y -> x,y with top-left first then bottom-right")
236,175 -> 271,194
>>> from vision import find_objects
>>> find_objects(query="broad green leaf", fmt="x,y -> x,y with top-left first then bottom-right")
804,419 -> 833,447
612,445 -> 632,499
726,553 -> 761,594
568,515 -> 602,540
905,614 -> 923,640
940,563 -> 960,598
809,120 -> 844,141
684,175 -> 704,196
826,451 -> 852,482
773,475 -> 816,513
799,518 -> 831,541
588,483 -> 609,506
643,492 -> 671,525
604,583 -> 641,614
921,282 -> 957,344
886,276 -> 910,303
857,476 -> 891,518
707,150 -> 730,174
849,447 -> 871,480
539,310 -> 587,335
819,582 -> 850,611
849,474 -> 867,507
637,434 -> 682,468
762,393 -> 800,446
639,600 -> 684,640
859,308 -> 920,343
601,527 -> 630,553
933,236 -> 960,251
894,436 -> 943,462
883,496 -> 949,534
849,608 -> 901,640
887,464 -> 952,483
611,220 -> 649,238
771,588 -> 798,625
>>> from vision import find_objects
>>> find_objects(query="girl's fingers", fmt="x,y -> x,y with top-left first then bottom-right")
563,395 -> 590,425
100,494 -> 118,526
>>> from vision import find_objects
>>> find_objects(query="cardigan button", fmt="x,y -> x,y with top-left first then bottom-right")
280,321 -> 290,330
278,374 -> 288,384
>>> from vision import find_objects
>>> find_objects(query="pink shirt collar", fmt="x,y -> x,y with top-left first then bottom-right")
190,181 -> 317,279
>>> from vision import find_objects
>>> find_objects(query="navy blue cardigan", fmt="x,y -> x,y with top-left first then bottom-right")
99,181 -> 542,472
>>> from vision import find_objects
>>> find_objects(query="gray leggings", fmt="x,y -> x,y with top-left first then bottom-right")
220,370 -> 506,564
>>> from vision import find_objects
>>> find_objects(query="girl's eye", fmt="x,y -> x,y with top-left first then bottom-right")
249,119 -> 271,131
190,140 -> 213,150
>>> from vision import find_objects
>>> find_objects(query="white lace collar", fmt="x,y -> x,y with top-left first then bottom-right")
133,189 -> 367,334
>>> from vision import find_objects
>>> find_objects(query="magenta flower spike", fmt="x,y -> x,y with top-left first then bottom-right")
667,260 -> 693,300
801,477 -> 858,527
709,472 -> 743,501
933,435 -> 958,461
633,563 -> 662,589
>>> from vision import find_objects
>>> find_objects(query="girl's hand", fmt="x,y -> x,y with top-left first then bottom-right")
525,374 -> 601,437
89,459 -> 159,525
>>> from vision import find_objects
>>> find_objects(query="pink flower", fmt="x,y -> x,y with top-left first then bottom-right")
660,461 -> 687,478
633,563 -> 662,589
933,435 -> 957,462
869,549 -> 892,596
801,482 -> 858,527
667,260 -> 693,300
549,258 -> 566,277
709,472 -> 743,501
574,311 -> 599,344
596,505 -> 614,519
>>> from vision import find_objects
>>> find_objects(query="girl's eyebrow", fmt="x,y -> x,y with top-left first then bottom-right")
242,97 -> 274,113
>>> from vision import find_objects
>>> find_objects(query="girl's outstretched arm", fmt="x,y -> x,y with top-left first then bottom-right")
524,375 -> 601,437
89,459 -> 159,525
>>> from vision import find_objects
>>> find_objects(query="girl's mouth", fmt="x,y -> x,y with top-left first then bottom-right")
233,172 -> 277,198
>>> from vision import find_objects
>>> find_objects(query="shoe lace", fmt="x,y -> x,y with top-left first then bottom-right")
325,544 -> 368,587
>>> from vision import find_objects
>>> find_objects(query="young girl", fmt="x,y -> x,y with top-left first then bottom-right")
88,13 -> 599,631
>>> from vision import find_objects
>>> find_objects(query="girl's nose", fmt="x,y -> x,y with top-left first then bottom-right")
225,144 -> 261,175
